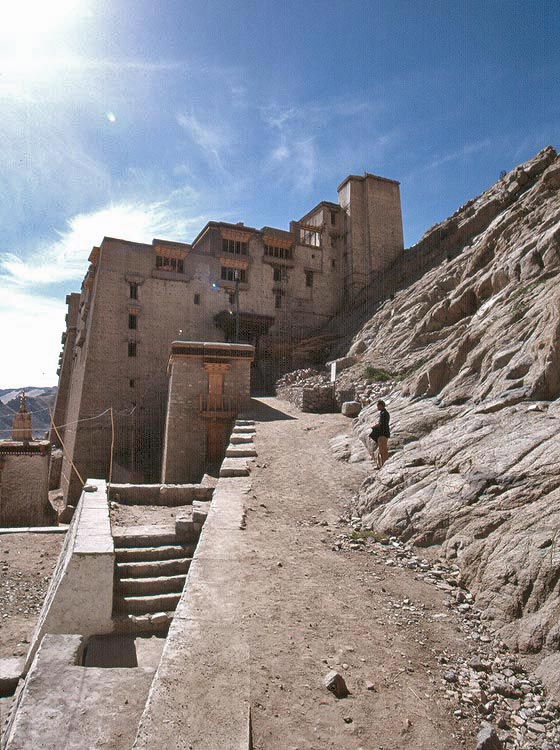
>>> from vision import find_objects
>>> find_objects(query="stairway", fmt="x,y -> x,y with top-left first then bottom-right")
112,527 -> 196,635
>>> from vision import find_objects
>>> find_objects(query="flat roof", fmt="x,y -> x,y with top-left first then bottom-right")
337,172 -> 400,192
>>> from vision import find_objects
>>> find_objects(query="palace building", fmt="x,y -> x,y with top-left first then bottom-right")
51,172 -> 404,503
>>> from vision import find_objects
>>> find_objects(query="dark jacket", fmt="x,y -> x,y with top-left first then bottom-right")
370,408 -> 390,442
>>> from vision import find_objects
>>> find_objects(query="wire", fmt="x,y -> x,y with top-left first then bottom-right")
47,403 -> 84,486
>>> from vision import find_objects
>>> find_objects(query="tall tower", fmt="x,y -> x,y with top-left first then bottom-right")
337,173 -> 404,300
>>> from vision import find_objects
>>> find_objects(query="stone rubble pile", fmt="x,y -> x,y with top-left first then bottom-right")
332,523 -> 560,750
276,369 -> 335,413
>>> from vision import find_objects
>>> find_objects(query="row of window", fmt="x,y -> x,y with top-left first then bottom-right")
264,244 -> 293,260
156,255 -> 185,273
222,239 -> 248,255
221,267 -> 247,282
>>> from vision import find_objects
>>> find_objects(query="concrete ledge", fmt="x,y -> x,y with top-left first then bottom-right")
23,480 -> 114,674
0,527 -> 67,534
133,451 -> 252,748
3,635 -> 155,750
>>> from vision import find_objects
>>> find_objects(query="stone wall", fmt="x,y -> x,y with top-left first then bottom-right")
0,443 -> 53,527
161,343 -> 254,483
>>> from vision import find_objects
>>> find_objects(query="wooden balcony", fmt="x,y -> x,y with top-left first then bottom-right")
199,394 -> 239,419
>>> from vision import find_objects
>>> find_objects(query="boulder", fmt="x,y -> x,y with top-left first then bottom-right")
341,401 -> 361,417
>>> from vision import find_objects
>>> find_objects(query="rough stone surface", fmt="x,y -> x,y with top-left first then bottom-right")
477,723 -> 503,750
341,401 -> 361,418
313,149 -> 560,711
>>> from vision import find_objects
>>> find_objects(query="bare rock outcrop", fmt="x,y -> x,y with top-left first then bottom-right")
337,148 -> 560,657
341,147 -> 560,406
354,395 -> 560,653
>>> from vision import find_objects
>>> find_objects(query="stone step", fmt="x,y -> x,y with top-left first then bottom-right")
112,611 -> 174,635
113,527 -> 180,548
229,434 -> 254,444
115,544 -> 196,563
116,557 -> 192,578
220,458 -> 251,477
235,420 -> 255,426
226,445 -> 257,458
231,426 -> 256,434
117,574 -> 187,596
115,592 -> 182,615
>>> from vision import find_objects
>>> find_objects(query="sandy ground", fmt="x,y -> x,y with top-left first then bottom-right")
110,503 -> 191,529
244,397 -> 477,750
0,532 -> 64,658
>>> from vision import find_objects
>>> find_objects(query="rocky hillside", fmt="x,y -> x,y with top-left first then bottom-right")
326,147 -> 560,679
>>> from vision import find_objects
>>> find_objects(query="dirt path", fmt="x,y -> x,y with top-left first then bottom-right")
243,397 -> 477,750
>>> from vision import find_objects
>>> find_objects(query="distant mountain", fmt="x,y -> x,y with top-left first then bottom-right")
0,387 -> 58,440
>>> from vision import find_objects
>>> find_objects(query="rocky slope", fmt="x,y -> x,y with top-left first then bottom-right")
326,148 -> 560,677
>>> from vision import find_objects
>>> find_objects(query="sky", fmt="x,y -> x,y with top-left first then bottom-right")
0,0 -> 558,388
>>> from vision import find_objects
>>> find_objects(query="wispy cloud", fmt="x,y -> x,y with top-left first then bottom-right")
425,139 -> 492,171
176,112 -> 230,170
0,199 -> 208,289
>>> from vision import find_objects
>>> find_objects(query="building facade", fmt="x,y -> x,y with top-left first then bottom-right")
52,172 -> 403,502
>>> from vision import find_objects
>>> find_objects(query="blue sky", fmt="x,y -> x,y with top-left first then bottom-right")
1,0 -> 558,387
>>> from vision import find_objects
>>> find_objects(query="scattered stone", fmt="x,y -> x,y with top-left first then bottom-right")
323,670 -> 349,699
476,723 -> 503,750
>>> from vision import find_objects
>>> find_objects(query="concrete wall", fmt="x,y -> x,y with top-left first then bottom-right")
24,480 -> 114,674
0,444 -> 53,527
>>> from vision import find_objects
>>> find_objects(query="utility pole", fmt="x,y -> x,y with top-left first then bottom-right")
234,269 -> 240,342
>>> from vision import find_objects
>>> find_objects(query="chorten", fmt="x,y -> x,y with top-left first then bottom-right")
12,392 -> 33,441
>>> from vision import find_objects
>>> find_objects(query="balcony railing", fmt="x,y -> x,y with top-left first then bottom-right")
199,394 -> 239,417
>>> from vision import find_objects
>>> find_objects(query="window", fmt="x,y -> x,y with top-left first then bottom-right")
330,211 -> 336,226
129,283 -> 138,300
299,228 -> 321,247
273,267 -> 282,282
331,259 -> 336,269
229,293 -> 235,305
305,270 -> 313,288
264,244 -> 293,260
275,294 -> 282,309
128,342 -> 137,357
156,256 -> 184,273
194,293 -> 200,305
222,238 -> 248,255
221,267 -> 247,283
129,379 -> 135,388
128,313 -> 137,330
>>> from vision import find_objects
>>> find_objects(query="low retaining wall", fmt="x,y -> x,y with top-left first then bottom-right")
277,383 -> 336,413
108,483 -> 214,505
23,480 -> 114,674
133,421 -> 255,749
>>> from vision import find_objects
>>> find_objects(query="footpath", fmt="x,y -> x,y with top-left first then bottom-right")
242,397 -> 477,750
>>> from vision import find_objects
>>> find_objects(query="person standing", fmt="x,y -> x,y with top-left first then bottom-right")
371,400 -> 390,468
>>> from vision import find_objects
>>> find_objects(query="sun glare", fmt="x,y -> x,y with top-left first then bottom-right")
0,0 -> 84,56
